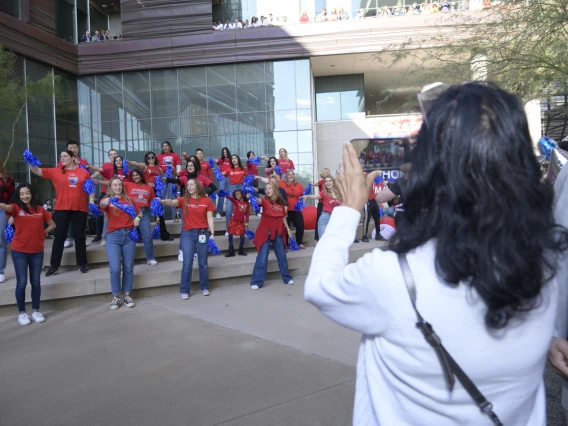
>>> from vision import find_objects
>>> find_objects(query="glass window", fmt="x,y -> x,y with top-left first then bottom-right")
55,70 -> 79,124
295,60 -> 312,110
207,65 -> 236,115
315,75 -> 364,121
124,71 -> 151,120
26,60 -> 54,117
237,112 -> 266,134
296,109 -> 312,130
266,61 -> 296,111
208,114 -> 238,135
78,77 -> 96,125
236,62 -> 266,113
181,137 -> 210,158
152,117 -> 182,139
340,74 -> 365,120
297,130 -> 313,153
151,69 -> 179,118
0,0 -> 22,18
179,115 -> 208,137
240,133 -> 266,158
209,135 -> 240,157
125,119 -> 151,142
55,0 -> 75,43
270,131 -> 297,154
179,68 -> 207,117
96,74 -> 123,123
267,110 -> 297,132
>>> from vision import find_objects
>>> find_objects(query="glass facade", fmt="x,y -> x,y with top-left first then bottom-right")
78,59 -> 315,185
315,74 -> 365,122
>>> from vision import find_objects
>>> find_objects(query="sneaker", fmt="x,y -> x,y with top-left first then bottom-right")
375,234 -> 387,242
299,244 -> 305,249
202,289 -> 210,296
45,266 -> 58,277
250,285 -> 259,290
180,293 -> 189,300
353,239 -> 360,243
110,297 -> 121,310
362,236 -> 369,243
161,235 -> 174,241
194,253 -> 198,259
92,236 -> 102,243
147,259 -> 158,266
215,213 -> 221,219
173,215 -> 180,223
124,296 -> 136,308
101,240 -> 106,246
220,211 -> 226,217
178,250 -> 183,262
0,274 -> 5,283
256,213 -> 262,217
18,313 -> 31,326
225,232 -> 229,236
64,239 -> 73,248
286,279 -> 295,285
31,312 -> 45,323
79,265 -> 89,274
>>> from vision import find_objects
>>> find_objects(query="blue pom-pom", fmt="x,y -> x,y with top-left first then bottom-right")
171,184 -> 178,198
288,236 -> 300,251
209,192 -> 218,201
152,223 -> 160,239
374,174 -> 384,185
109,197 -> 137,218
122,160 -> 129,175
218,190 -> 230,198
379,206 -> 384,218
23,150 -> 42,166
294,198 -> 305,211
129,227 -> 140,242
244,175 -> 255,186
83,178 -> 96,195
241,184 -> 255,196
79,164 -> 87,170
4,224 -> 14,243
208,158 -> 215,168
538,136 -> 558,161
303,184 -> 312,196
150,198 -> 164,217
250,196 -> 259,211
275,165 -> 283,175
165,165 -> 173,178
208,238 -> 221,255
245,228 -> 255,241
214,168 -> 223,181
154,176 -> 165,193
89,202 -> 102,217
247,156 -> 261,165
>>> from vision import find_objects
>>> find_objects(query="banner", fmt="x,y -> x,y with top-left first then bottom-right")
372,115 -> 422,139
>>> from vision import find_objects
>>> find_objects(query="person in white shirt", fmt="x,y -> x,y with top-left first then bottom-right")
215,20 -> 224,31
260,16 -> 269,26
305,83 -> 568,425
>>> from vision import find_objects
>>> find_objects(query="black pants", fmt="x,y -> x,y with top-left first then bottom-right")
362,199 -> 381,238
95,192 -> 106,238
51,210 -> 88,268
394,211 -> 405,229
314,202 -> 323,241
287,210 -> 304,245
152,187 -> 171,240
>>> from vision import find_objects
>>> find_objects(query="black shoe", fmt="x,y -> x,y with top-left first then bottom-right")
225,248 -> 235,258
375,234 -> 387,242
238,248 -> 247,256
161,235 -> 174,241
92,236 -> 102,243
362,236 -> 369,242
220,211 -> 226,217
353,239 -> 360,243
45,266 -> 58,277
79,265 -> 89,273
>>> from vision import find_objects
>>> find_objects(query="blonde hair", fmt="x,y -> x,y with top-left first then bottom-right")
266,182 -> 286,206
319,168 -> 330,179
182,179 -> 207,214
106,177 -> 132,217
284,169 -> 297,186
278,148 -> 289,160
323,176 -> 342,203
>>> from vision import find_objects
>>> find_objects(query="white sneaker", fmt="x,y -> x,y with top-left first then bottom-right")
215,213 -> 221,219
101,240 -> 106,246
178,250 -> 183,262
18,313 -> 31,325
64,239 -> 73,248
251,285 -> 259,290
0,274 -> 5,283
225,232 -> 229,236
31,312 -> 45,323
256,213 -> 262,217
194,253 -> 197,259
180,293 -> 189,300
202,289 -> 210,296
286,279 -> 295,285
147,259 -> 158,266
124,296 -> 136,308
110,297 -> 121,310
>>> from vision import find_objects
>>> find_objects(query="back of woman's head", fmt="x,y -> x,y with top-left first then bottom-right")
391,82 -> 568,329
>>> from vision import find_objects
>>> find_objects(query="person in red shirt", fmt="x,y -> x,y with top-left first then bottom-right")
223,154 -> 246,229
99,177 -> 142,310
302,175 -> 342,239
124,170 -> 158,266
0,183 -> 55,325
195,148 -> 212,181
264,156 -> 278,177
0,159 -> 15,283
215,147 -> 232,218
225,189 -> 250,257
247,183 -> 294,289
164,160 -> 217,196
246,151 -> 265,216
29,149 -> 92,277
362,171 -> 386,242
89,148 -> 118,243
281,170 -> 305,249
277,148 -> 295,176
314,168 -> 331,243
161,179 -> 216,298
156,141 -> 183,221
126,151 -> 173,242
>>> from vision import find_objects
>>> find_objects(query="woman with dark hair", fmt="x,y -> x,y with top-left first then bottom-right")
215,147 -> 231,218
247,151 -> 263,216
224,189 -> 249,257
30,150 -> 92,277
0,184 -> 55,325
305,83 -> 568,425
223,154 -> 246,229
281,170 -> 305,249
164,160 -> 217,196
156,141 -> 182,221
0,159 -> 15,283
264,156 -> 278,177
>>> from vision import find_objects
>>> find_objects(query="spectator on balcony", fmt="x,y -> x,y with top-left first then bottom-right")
214,20 -> 223,30
421,2 -> 432,13
317,8 -> 328,21
231,18 -> 241,29
261,16 -> 270,26
357,8 -> 365,18
300,10 -> 310,23
242,19 -> 250,27
338,7 -> 349,19
81,31 -> 91,42
431,3 -> 441,12
93,30 -> 101,41
330,8 -> 339,20
114,33 -> 122,40
411,2 -> 421,13
440,0 -> 451,11
268,13 -> 274,24
251,16 -> 261,27
392,6 -> 404,15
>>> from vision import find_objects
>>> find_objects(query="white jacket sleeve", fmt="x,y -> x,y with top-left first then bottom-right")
305,206 -> 395,335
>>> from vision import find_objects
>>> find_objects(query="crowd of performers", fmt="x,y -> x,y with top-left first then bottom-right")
0,140 -> 405,325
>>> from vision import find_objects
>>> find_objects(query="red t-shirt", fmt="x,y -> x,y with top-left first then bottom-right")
8,205 -> 51,253
216,158 -> 231,173
226,195 -> 250,223
143,165 -> 162,185
179,175 -> 212,188
252,197 -> 287,251
101,197 -> 140,233
156,153 -> 182,172
124,182 -> 154,208
277,158 -> 295,175
200,160 -> 212,180
42,167 -> 91,212
100,162 -> 114,193
369,181 -> 387,201
247,162 -> 258,176
227,167 -> 246,185
177,196 -> 215,230
281,181 -> 304,211
57,157 -> 90,169
264,166 -> 276,177
320,191 -> 341,214
259,197 -> 286,218
317,179 -> 324,191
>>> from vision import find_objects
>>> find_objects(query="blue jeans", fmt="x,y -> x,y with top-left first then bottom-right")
102,217 -> 108,241
106,228 -> 136,296
12,250 -> 43,313
0,211 -> 7,274
250,235 -> 292,288
216,176 -> 229,214
139,208 -> 155,261
225,183 -> 241,228
318,212 -> 331,239
180,229 -> 210,294
162,183 -> 178,220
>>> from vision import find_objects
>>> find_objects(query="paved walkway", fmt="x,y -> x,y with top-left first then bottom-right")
0,276 -> 566,425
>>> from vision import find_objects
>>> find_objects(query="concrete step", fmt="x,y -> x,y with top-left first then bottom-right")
0,241 -> 386,313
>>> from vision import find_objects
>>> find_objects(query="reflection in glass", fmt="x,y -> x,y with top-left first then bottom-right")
266,61 -> 296,112
295,60 -> 312,110
96,74 -> 123,123
208,114 -> 238,135
237,112 -> 266,134
179,115 -> 208,137
236,62 -> 266,113
268,110 -> 297,132
207,65 -> 236,115
297,130 -> 313,153
296,109 -> 312,130
179,68 -> 207,117
124,71 -> 151,120
270,131 -> 297,155
151,69 -> 179,118
315,76 -> 341,122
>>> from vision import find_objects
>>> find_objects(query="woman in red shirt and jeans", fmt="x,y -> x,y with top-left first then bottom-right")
30,150 -> 92,277
0,160 -> 15,283
281,170 -> 306,249
0,184 -> 55,325
215,147 -> 232,218
302,175 -> 342,238
223,154 -> 246,229
225,189 -> 250,257
248,183 -> 294,290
